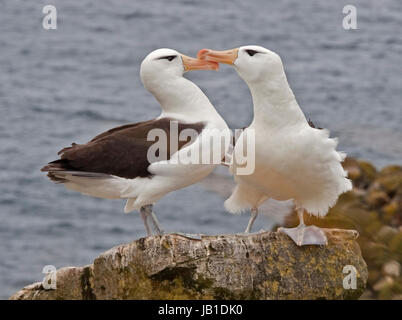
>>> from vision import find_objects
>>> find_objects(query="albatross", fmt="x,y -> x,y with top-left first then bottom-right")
41,48 -> 229,236
198,45 -> 352,245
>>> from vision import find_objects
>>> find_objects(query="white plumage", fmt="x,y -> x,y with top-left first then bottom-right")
199,45 -> 352,245
42,49 -> 229,235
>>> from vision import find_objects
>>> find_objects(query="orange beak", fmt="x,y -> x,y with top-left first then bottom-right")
197,48 -> 239,65
181,54 -> 219,72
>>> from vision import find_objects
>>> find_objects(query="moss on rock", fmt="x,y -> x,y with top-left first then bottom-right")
285,157 -> 402,299
10,230 -> 367,300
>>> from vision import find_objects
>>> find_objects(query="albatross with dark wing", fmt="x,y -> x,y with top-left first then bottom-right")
42,49 -> 229,236
198,45 -> 352,246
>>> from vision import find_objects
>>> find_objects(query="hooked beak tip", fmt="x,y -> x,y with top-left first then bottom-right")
197,49 -> 211,60
211,62 -> 219,71
196,48 -> 238,65
181,54 -> 219,72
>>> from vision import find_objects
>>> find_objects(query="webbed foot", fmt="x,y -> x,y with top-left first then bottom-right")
278,224 -> 327,246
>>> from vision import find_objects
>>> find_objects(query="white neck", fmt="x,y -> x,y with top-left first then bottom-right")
248,71 -> 306,128
146,76 -> 224,125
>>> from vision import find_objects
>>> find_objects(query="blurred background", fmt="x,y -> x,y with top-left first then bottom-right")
1,0 -> 401,299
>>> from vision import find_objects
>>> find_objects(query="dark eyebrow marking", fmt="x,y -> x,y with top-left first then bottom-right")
156,55 -> 177,61
245,49 -> 263,56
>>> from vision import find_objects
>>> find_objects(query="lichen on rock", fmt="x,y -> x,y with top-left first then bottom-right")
284,158 -> 402,299
10,229 -> 367,300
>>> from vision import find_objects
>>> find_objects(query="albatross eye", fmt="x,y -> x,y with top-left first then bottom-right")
158,55 -> 177,61
245,49 -> 258,57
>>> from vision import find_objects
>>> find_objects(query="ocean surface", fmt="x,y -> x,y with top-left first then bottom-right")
1,0 -> 401,298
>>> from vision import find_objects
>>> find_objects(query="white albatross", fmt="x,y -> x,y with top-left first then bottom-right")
41,48 -> 229,236
198,45 -> 352,245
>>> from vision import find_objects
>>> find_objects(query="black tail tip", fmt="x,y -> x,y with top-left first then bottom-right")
47,172 -> 67,183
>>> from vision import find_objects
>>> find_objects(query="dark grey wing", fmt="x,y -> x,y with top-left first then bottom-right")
41,118 -> 205,180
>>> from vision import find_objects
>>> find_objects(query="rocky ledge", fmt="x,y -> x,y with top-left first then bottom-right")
284,158 -> 402,299
10,229 -> 367,300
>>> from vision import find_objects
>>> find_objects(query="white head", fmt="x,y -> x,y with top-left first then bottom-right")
198,45 -> 284,84
140,48 -> 218,92
198,45 -> 302,124
139,48 -> 223,120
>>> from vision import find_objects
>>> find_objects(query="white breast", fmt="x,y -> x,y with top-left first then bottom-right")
228,121 -> 352,216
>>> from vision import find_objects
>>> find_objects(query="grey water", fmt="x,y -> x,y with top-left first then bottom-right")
1,0 -> 401,298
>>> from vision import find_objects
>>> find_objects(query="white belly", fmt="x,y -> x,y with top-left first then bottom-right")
229,124 -> 352,216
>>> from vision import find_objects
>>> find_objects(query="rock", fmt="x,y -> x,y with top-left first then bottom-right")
376,165 -> 402,195
358,161 -> 377,185
14,266 -> 93,300
10,229 -> 367,300
359,290 -> 375,300
342,157 -> 377,189
379,165 -> 402,177
364,219 -> 383,236
366,190 -> 390,208
389,232 -> 402,262
367,269 -> 381,287
378,280 -> 402,300
373,276 -> 394,292
382,201 -> 399,224
382,201 -> 398,216
382,260 -> 401,278
376,226 -> 398,245
385,191 -> 402,226
361,241 -> 388,267
307,158 -> 402,300
343,158 -> 362,181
